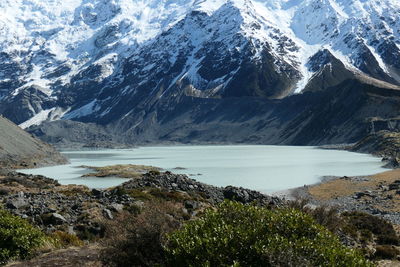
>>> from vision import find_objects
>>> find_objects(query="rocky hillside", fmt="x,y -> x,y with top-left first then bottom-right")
28,77 -> 400,147
0,0 -> 399,146
351,130 -> 400,167
0,116 -> 67,168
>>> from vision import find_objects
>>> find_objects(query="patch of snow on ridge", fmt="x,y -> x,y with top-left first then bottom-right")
63,100 -> 101,119
19,107 -> 71,129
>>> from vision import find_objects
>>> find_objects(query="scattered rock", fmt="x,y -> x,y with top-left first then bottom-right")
6,198 -> 28,209
389,182 -> 400,191
119,171 -> 282,206
50,213 -> 67,225
109,203 -> 124,212
184,200 -> 199,210
103,209 -> 113,220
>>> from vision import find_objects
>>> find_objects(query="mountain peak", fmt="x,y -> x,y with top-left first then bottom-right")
0,0 -> 399,128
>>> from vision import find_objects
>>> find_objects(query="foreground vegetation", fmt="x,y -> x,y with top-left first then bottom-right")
165,201 -> 371,267
101,200 -> 378,267
0,209 -> 46,265
2,169 -> 400,266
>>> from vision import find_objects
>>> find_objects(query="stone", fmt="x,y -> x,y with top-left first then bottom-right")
103,209 -> 113,220
109,203 -> 124,212
389,183 -> 400,191
184,200 -> 199,210
51,213 -> 67,225
67,226 -> 76,235
6,198 -> 28,209
91,189 -> 104,197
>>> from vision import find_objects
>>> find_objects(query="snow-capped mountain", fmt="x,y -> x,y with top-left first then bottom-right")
0,0 -> 399,144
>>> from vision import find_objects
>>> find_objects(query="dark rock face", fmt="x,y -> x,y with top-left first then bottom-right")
304,49 -> 356,92
0,86 -> 56,125
27,78 -> 400,148
27,119 -> 119,149
351,130 -> 400,164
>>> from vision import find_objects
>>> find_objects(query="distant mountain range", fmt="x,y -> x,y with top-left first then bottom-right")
0,0 -> 399,146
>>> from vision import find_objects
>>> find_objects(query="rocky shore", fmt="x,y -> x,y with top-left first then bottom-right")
2,164 -> 400,266
289,169 -> 400,225
0,169 -> 283,239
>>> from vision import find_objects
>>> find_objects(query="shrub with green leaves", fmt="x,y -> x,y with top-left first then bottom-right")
0,209 -> 45,265
165,201 -> 373,267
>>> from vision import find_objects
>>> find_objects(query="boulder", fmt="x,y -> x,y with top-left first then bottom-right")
6,198 -> 28,209
103,209 -> 113,220
109,203 -> 124,212
50,213 -> 67,225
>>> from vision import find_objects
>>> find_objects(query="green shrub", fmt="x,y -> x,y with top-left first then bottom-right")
165,201 -> 372,267
0,209 -> 46,265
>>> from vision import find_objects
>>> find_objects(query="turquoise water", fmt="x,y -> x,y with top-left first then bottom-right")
20,145 -> 386,193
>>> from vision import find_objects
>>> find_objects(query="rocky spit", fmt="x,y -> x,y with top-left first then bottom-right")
2,167 -> 399,239
0,170 -> 283,238
119,171 -> 282,205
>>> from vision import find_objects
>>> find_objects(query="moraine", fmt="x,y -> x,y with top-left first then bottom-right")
20,145 -> 386,193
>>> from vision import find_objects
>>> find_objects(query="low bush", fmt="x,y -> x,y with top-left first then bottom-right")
0,209 -> 46,265
343,212 -> 400,246
101,201 -> 182,267
287,198 -> 342,233
148,188 -> 188,202
374,245 -> 399,260
165,201 -> 372,267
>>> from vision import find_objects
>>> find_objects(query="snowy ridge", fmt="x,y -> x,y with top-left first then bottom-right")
0,0 -> 399,126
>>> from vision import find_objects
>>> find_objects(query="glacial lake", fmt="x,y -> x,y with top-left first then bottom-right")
20,145 -> 386,193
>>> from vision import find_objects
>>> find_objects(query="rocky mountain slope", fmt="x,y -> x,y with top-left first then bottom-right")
0,0 -> 399,145
0,116 -> 67,168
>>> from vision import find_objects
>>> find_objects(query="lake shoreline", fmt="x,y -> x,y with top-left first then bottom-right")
11,143 -> 399,225
19,145 -> 386,192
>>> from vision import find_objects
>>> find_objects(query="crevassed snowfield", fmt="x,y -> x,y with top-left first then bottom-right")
20,145 -> 386,193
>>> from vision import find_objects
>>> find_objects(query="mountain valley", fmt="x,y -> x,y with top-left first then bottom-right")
0,0 -> 399,147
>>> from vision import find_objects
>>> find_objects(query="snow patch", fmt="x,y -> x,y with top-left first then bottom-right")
63,100 -> 100,119
19,107 -> 71,129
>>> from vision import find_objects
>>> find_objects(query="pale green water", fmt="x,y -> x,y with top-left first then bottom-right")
20,145 -> 386,193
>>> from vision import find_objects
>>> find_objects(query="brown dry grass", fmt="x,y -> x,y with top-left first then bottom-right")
308,169 -> 400,201
377,260 -> 400,267
81,164 -> 161,179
